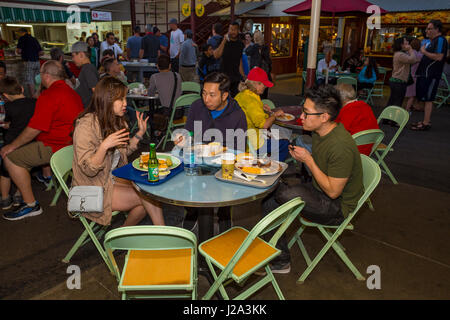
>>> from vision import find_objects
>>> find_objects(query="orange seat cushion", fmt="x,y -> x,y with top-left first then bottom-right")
122,249 -> 192,286
173,116 -> 187,125
200,228 -> 278,278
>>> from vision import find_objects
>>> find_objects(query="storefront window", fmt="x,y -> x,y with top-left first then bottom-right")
367,26 -> 426,55
271,23 -> 292,58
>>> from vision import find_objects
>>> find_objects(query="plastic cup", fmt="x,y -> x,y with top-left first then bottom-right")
221,153 -> 235,180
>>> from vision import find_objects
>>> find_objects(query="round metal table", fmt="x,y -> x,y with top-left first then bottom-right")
134,169 -> 277,208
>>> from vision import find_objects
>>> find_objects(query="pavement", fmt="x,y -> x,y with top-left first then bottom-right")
1,75 -> 449,300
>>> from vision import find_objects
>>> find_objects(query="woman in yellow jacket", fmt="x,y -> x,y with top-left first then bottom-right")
234,67 -> 290,161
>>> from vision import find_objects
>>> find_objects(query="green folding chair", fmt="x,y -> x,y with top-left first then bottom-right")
337,76 -> 358,92
199,197 -> 305,300
127,82 -> 150,137
352,129 -> 384,211
352,129 -> 385,157
261,99 -> 276,110
104,226 -> 198,300
288,154 -> 381,284
435,73 -> 450,108
181,81 -> 201,94
301,71 -> 307,95
375,106 -> 409,184
370,67 -> 387,100
50,145 -> 121,274
160,93 -> 200,150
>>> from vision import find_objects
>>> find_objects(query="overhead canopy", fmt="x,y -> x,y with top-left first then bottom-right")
0,1 -> 91,23
284,0 -> 387,14
210,0 -> 273,17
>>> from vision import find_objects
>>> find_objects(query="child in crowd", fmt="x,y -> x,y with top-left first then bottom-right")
0,76 -> 36,209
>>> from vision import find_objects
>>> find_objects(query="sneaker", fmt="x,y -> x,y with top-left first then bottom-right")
255,262 -> 291,276
0,196 -> 13,210
12,194 -> 24,207
35,172 -> 52,188
3,202 -> 43,221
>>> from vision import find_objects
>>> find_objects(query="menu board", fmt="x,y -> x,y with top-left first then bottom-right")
382,11 -> 450,24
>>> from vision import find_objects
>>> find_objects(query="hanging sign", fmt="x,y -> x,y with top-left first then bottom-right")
196,4 -> 205,17
182,3 -> 191,17
91,11 -> 112,21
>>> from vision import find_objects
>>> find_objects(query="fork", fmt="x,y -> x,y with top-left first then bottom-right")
240,172 -> 267,184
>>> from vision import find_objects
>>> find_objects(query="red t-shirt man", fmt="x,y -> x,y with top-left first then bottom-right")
335,100 -> 379,156
27,80 -> 83,153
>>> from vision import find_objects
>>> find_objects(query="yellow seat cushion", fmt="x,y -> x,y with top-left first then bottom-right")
173,116 -> 187,125
200,227 -> 278,278
121,249 -> 192,286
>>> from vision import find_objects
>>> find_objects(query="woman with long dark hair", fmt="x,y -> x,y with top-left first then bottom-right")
386,37 -> 418,108
357,56 -> 378,92
72,76 -> 164,227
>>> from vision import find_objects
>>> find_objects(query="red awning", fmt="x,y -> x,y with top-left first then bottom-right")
284,0 -> 387,14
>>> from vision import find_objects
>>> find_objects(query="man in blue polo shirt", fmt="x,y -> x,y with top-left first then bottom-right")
16,28 -> 43,98
412,20 -> 449,131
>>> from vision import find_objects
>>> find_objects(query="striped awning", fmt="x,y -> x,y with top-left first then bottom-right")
0,6 -> 91,23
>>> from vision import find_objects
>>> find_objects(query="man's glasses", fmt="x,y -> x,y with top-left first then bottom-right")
302,110 -> 324,118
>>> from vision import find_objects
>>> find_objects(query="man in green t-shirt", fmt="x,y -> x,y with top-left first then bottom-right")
261,85 -> 364,274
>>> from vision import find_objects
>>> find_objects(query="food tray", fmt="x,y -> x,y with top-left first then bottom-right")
112,162 -> 184,186
214,162 -> 288,189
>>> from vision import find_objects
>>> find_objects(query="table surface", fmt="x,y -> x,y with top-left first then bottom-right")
122,61 -> 157,67
127,94 -> 159,100
134,165 -> 278,208
274,105 -> 303,130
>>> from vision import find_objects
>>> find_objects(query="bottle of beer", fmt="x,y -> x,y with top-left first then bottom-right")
148,143 -> 159,182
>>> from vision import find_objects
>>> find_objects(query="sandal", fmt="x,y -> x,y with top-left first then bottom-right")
410,122 -> 431,131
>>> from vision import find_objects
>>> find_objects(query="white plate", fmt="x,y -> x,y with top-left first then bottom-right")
235,160 -> 283,176
132,153 -> 181,172
194,144 -> 226,158
276,113 -> 295,122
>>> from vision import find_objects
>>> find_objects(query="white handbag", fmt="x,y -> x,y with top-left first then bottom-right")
67,186 -> 104,216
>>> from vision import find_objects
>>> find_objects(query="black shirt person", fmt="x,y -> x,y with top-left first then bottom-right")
213,22 -> 246,97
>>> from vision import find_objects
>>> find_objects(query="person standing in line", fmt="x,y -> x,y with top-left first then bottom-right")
86,36 -> 99,68
168,18 -> 184,73
245,30 -> 272,99
139,24 -> 160,64
154,26 -> 168,55
213,22 -> 246,97
127,26 -> 142,61
179,29 -> 198,82
207,23 -> 224,74
15,28 -> 44,98
100,32 -> 123,59
412,20 -> 448,131
72,42 -> 99,108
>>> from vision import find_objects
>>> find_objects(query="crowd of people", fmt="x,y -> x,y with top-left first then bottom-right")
0,18 -> 448,275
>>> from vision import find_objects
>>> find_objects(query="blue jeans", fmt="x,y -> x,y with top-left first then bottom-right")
260,139 -> 290,162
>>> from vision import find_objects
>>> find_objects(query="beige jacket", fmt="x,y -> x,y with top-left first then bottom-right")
72,113 -> 137,226
391,51 -> 418,82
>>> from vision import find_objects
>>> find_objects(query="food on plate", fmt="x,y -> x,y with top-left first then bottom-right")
139,153 -> 173,169
276,113 -> 295,121
257,158 -> 271,167
236,152 -> 254,162
196,143 -> 227,157
238,166 -> 264,175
